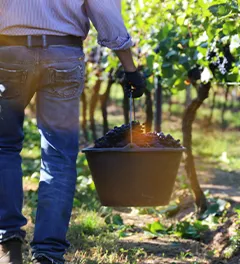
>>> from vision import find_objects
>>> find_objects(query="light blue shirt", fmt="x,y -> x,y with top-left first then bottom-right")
0,0 -> 133,50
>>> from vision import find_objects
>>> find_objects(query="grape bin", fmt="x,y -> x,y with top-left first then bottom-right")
82,145 -> 185,207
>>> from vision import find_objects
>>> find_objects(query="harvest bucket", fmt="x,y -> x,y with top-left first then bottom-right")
82,145 -> 185,207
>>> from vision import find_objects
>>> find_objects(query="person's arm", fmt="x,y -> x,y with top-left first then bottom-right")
85,0 -> 136,71
85,0 -> 133,51
85,0 -> 145,98
115,49 -> 137,72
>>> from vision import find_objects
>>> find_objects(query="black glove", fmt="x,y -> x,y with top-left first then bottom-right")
124,71 -> 146,98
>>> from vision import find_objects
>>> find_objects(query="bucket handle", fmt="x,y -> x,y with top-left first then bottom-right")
129,93 -> 134,144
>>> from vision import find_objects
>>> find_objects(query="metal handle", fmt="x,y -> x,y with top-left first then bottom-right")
129,93 -> 135,144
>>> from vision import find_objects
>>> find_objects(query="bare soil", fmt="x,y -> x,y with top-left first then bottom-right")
114,159 -> 240,264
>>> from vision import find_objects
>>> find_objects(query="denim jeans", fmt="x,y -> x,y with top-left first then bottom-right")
0,45 -> 85,263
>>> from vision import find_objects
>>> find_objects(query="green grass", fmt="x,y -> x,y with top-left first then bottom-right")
192,130 -> 240,170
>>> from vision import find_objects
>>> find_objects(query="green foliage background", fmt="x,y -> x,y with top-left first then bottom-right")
99,0 -> 240,93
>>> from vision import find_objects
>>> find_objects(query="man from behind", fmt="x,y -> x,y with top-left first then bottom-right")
0,0 -> 145,263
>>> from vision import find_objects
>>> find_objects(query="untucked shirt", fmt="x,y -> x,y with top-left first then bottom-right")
0,0 -> 132,50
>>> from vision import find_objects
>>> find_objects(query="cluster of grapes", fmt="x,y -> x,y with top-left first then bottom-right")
206,45 -> 234,76
94,122 -> 143,148
146,132 -> 181,148
206,50 -> 216,61
187,66 -> 202,85
208,54 -> 229,75
94,122 -> 182,149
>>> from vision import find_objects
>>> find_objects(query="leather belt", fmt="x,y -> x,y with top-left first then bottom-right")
0,35 -> 83,48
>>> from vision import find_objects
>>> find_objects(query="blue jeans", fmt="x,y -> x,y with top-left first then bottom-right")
0,45 -> 85,263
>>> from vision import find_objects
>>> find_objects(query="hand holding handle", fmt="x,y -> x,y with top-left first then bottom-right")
124,71 -> 146,98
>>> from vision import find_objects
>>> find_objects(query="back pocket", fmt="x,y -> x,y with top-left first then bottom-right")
0,67 -> 27,99
47,63 -> 85,98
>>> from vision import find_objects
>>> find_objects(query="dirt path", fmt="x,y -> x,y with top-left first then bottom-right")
199,164 -> 240,203
116,160 -> 240,264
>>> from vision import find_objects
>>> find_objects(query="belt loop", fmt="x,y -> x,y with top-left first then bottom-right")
42,35 -> 47,49
27,36 -> 32,48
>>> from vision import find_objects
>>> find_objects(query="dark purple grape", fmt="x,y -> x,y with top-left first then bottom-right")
94,122 -> 182,149
207,44 -> 234,76
206,50 -> 217,61
187,66 -> 202,85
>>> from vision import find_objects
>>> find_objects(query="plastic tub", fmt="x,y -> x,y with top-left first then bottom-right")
82,145 -> 185,207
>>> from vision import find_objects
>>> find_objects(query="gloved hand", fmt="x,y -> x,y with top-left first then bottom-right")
124,71 -> 146,98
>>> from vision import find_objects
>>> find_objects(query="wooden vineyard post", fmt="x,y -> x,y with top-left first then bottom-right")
145,89 -> 153,133
100,69 -> 114,135
89,71 -> 102,140
154,76 -> 162,133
